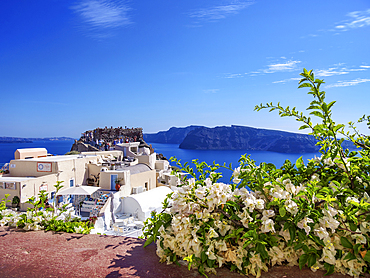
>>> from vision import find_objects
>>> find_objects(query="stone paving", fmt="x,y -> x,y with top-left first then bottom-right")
0,227 -> 368,278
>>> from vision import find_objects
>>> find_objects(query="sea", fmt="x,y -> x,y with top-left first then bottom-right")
150,143 -> 321,183
0,140 -> 321,183
0,140 -> 76,168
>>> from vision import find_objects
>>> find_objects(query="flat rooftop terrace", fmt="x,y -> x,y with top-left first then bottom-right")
0,227 -> 365,278
13,154 -> 97,162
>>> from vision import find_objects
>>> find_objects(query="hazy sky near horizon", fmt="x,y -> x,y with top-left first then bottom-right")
1,0 -> 369,138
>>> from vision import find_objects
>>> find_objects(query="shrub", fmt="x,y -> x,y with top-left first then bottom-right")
143,69 -> 370,277
0,181 -> 92,234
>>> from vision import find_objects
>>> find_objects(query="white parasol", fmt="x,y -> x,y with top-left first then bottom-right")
57,185 -> 101,196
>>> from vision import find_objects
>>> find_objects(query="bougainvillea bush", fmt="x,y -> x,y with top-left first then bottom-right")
143,69 -> 370,277
0,182 -> 93,234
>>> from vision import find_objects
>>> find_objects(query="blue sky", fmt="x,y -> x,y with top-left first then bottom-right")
1,0 -> 369,138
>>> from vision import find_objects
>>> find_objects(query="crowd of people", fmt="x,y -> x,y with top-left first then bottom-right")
79,126 -> 143,151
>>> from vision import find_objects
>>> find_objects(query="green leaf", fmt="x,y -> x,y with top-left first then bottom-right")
256,243 -> 269,260
333,124 -> 344,132
207,258 -> 215,268
201,251 -> 207,263
298,83 -> 313,89
364,251 -> 370,263
299,125 -> 310,130
310,110 -> 325,119
297,230 -> 307,242
143,236 -> 154,248
283,221 -> 291,231
353,244 -> 362,255
294,243 -> 304,251
321,103 -> 328,113
349,222 -> 357,231
299,254 -> 309,269
340,237 -> 353,249
279,207 -> 286,217
296,156 -> 304,169
324,263 -> 335,276
307,253 -> 317,267
288,226 -> 296,245
344,252 -> 356,261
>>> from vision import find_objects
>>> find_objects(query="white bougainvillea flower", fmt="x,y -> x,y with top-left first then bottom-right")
360,222 -> 370,234
320,239 -> 337,265
187,178 -> 196,187
74,226 -> 84,234
319,216 -> 339,233
323,157 -> 335,166
232,167 -> 241,184
255,199 -> 265,210
279,228 -> 290,242
351,230 -> 367,245
208,227 -> 219,239
244,196 -> 256,212
297,217 -> 314,235
346,197 -> 360,205
311,173 -> 320,182
335,157 -> 350,171
285,182 -> 297,195
270,187 -> 286,200
313,155 -> 322,163
268,246 -> 285,266
219,221 -> 232,236
240,211 -> 253,229
261,218 -> 275,233
323,206 -> 338,217
314,227 -> 329,240
195,187 -> 206,199
262,210 -> 275,220
285,199 -> 298,215
296,183 -> 306,194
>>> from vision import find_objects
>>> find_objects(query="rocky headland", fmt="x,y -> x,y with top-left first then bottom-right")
144,126 -> 202,144
145,125 -> 355,153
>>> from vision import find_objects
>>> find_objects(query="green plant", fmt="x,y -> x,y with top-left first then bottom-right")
1,181 -> 95,235
65,151 -> 80,155
11,196 -> 20,208
12,196 -> 20,205
115,178 -> 122,184
143,69 -> 370,278
0,194 -> 10,211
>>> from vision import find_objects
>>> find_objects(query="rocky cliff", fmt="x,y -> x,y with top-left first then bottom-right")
144,126 -> 202,144
146,125 -> 355,153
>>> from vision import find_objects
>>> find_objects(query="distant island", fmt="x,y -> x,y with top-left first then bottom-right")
144,126 -> 202,144
0,137 -> 75,143
144,125 -> 356,154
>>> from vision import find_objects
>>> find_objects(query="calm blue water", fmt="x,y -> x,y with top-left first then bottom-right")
0,140 -> 321,184
150,143 -> 321,183
0,140 -> 75,166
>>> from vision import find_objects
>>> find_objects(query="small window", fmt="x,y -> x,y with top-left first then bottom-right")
5,182 -> 16,190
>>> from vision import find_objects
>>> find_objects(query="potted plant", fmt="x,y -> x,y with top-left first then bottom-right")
86,178 -> 94,186
12,195 -> 20,208
115,178 -> 122,191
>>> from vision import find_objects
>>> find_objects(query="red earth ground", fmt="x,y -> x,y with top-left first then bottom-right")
0,227 -> 368,278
